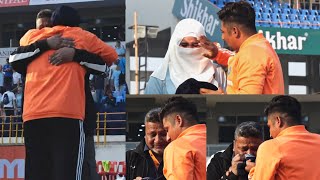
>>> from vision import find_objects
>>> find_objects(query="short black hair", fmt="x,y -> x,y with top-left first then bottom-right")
36,9 -> 52,19
217,1 -> 257,33
145,107 -> 161,123
159,96 -> 199,123
51,5 -> 81,27
234,121 -> 263,140
264,95 -> 302,125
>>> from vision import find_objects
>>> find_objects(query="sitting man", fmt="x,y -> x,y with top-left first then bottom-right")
207,121 -> 263,180
126,108 -> 169,180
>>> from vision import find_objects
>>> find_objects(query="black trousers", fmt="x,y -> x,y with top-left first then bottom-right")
24,118 -> 85,180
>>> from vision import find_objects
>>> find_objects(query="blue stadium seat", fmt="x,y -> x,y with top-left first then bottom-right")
291,9 -> 300,14
283,8 -> 291,14
282,19 -> 291,28
298,15 -> 307,21
254,6 -> 263,14
274,8 -> 282,14
282,3 -> 290,9
300,20 -> 310,29
291,20 -> 300,28
256,1 -> 263,8
264,2 -> 272,8
272,20 -> 281,27
310,10 -> 319,16
300,9 -> 309,16
290,14 -> 298,21
263,7 -> 273,13
256,12 -> 262,20
308,15 -> 316,21
261,13 -> 271,27
272,1 -> 280,8
280,14 -> 289,21
217,0 -> 224,8
271,13 -> 280,21
311,21 -> 320,29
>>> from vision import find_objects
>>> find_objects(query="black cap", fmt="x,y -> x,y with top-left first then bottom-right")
51,5 -> 80,27
175,78 -> 218,94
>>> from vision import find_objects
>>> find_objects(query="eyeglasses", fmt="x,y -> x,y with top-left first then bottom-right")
179,42 -> 200,48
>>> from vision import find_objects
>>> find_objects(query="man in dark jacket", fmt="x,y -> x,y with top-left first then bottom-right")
207,121 -> 263,180
126,108 -> 169,180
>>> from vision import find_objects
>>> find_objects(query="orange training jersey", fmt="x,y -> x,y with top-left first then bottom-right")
20,26 -> 118,122
226,33 -> 284,94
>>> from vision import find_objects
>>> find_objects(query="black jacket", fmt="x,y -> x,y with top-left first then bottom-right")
207,143 -> 233,180
207,143 -> 248,180
126,139 -> 165,180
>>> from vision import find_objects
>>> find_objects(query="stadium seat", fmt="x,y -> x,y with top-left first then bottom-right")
271,13 -> 280,21
283,8 -> 291,14
311,21 -> 320,29
272,1 -> 280,8
310,10 -> 318,16
291,20 -> 300,28
280,14 -> 289,21
272,20 -> 281,27
261,13 -> 271,27
291,9 -> 300,14
282,3 -> 290,9
263,7 -> 273,13
290,14 -> 298,21
308,15 -> 316,21
254,6 -> 263,14
282,19 -> 291,28
210,0 -> 217,4
300,20 -> 310,29
298,15 -> 307,21
274,8 -> 282,14
300,9 -> 309,16
217,0 -> 224,8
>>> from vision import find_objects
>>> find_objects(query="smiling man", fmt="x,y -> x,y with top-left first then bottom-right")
126,108 -> 169,180
160,96 -> 206,180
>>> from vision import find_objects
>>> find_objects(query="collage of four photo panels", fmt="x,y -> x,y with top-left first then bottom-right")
1,0 -> 320,179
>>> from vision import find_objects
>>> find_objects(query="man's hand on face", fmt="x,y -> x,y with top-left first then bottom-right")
47,34 -> 75,50
49,47 -> 75,66
199,35 -> 218,59
245,159 -> 256,172
230,154 -> 245,176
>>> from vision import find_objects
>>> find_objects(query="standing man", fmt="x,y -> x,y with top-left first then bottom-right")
10,7 -> 112,180
0,65 -> 4,93
1,85 -> 16,123
126,108 -> 169,180
207,121 -> 263,180
12,5 -> 117,180
3,58 -> 13,88
250,95 -> 320,179
200,1 -> 284,94
160,97 -> 206,180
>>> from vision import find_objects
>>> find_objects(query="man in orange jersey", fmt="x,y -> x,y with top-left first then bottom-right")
14,5 -> 117,180
199,1 -> 284,94
10,8 -> 106,180
160,96 -> 206,180
248,95 -> 320,179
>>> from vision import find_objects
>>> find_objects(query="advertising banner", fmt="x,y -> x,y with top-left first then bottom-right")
258,27 -> 320,55
0,0 -> 29,8
172,0 -> 223,45
0,146 -> 25,180
29,0 -> 102,5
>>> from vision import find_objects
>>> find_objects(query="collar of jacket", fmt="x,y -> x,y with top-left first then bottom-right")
220,143 -> 234,166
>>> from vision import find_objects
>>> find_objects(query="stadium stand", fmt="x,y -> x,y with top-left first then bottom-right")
209,0 -> 320,29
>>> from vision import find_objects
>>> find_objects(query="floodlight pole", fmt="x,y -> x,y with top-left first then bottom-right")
134,12 -> 139,95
